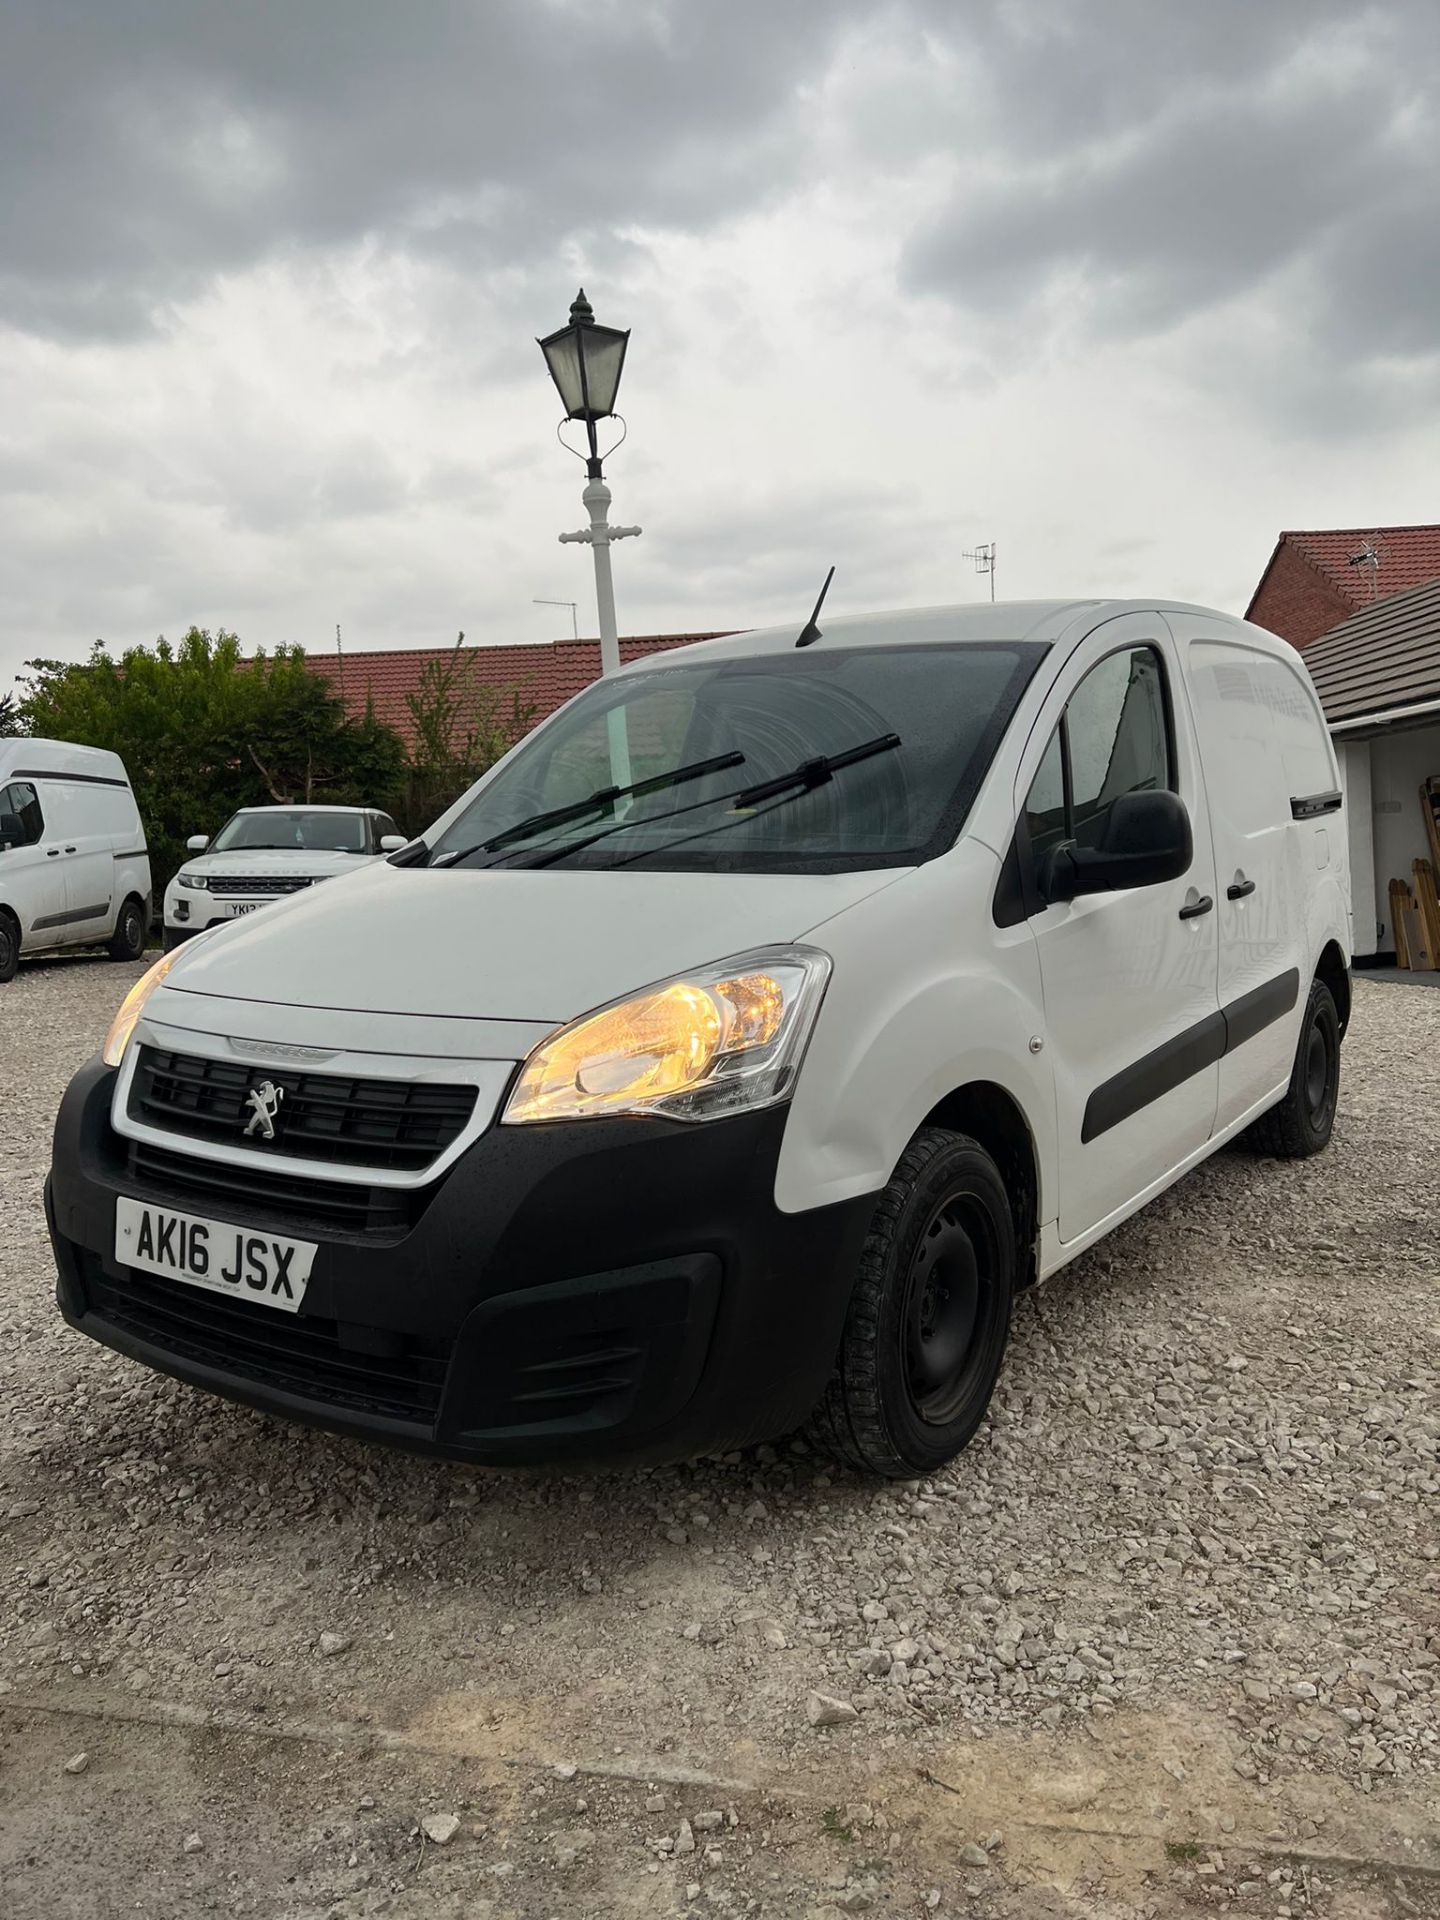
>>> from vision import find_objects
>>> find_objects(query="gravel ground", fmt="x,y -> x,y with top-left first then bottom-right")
1,956 -> 1437,1920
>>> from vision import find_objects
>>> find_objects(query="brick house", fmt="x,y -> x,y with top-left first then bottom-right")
1246,524 -> 1440,649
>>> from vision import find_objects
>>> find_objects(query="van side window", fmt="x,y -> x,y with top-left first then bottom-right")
1023,728 -> 1068,859
1067,647 -> 1170,839
1021,646 -> 1172,879
0,781 -> 44,849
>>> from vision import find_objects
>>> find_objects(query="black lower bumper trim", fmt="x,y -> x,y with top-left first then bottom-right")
48,1058 -> 874,1467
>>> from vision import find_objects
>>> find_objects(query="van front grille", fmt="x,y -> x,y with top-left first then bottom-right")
123,1142 -> 417,1238
129,1046 -> 477,1173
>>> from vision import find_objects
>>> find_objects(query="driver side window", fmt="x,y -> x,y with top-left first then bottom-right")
0,782 -> 44,850
1022,645 -> 1172,882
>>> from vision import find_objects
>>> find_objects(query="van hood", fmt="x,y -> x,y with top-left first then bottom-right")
164,860 -> 906,1023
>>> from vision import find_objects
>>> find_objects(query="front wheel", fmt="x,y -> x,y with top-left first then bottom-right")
1245,977 -> 1341,1158
108,896 -> 147,961
807,1128 -> 1015,1478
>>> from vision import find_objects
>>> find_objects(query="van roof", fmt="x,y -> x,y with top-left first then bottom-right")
614,598 -> 1286,671
0,737 -> 131,784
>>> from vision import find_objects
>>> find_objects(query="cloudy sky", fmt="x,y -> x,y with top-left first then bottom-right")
3,0 -> 1436,695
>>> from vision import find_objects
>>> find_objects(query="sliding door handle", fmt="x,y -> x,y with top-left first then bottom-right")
1227,878 -> 1256,900
1178,894 -> 1214,920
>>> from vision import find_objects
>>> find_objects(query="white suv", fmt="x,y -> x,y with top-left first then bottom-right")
163,804 -> 405,949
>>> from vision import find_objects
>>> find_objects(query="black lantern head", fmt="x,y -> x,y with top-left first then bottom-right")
538,289 -> 630,431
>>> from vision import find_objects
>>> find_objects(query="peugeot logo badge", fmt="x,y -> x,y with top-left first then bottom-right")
243,1080 -> 284,1141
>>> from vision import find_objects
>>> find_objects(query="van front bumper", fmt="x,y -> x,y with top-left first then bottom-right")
47,1059 -> 874,1468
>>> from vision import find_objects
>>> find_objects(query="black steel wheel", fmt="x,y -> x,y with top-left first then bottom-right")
808,1127 -> 1015,1477
1246,976 -> 1341,1159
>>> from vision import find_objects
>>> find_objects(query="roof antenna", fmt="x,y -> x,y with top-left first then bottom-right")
795,565 -> 835,648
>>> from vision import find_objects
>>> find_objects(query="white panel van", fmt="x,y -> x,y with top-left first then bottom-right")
0,740 -> 152,982
48,602 -> 1350,1477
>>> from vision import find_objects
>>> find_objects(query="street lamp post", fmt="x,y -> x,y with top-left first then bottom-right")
538,289 -> 640,784
538,289 -> 640,682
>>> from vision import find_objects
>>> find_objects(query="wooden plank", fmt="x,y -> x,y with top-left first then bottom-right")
1421,776 -> 1440,876
1413,858 -> 1440,972
1407,901 -> 1435,970
1390,878 -> 1413,969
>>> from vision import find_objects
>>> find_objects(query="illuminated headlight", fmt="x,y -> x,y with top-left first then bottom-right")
102,949 -> 186,1066
177,872 -> 209,890
502,946 -> 831,1125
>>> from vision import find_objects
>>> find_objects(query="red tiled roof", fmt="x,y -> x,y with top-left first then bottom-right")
312,634 -> 733,752
1247,524 -> 1440,627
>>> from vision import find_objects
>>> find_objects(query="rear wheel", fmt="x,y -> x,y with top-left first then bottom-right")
108,895 -> 147,961
0,910 -> 19,983
1246,977 -> 1340,1158
808,1127 -> 1015,1478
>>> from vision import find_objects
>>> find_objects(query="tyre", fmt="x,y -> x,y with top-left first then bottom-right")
161,925 -> 190,954
808,1127 -> 1015,1478
0,910 -> 18,984
108,895 -> 147,961
1246,977 -> 1341,1159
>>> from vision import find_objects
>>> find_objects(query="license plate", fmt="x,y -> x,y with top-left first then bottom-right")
115,1197 -> 316,1313
225,902 -> 261,916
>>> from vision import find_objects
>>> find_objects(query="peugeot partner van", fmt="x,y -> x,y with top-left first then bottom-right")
0,740 -> 151,982
163,804 -> 407,949
46,602 -> 1350,1477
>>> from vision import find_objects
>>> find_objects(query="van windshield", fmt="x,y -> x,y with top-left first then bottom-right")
211,811 -> 368,854
430,642 -> 1048,875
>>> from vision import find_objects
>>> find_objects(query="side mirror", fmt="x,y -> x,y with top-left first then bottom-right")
1044,790 -> 1193,904
379,834 -> 407,853
186,834 -> 210,852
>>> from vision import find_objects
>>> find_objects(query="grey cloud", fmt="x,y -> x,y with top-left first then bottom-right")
1,0 -> 865,338
899,0 -> 1439,400
636,482 -> 968,621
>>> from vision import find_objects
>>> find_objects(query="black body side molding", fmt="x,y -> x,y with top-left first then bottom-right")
1082,967 -> 1301,1143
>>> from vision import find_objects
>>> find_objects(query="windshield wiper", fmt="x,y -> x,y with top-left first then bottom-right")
434,750 -> 745,869
511,732 -> 902,872
729,732 -> 900,806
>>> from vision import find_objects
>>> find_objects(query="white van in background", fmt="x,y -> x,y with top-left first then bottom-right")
0,740 -> 151,982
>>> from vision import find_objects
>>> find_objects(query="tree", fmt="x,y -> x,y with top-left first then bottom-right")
0,691 -> 23,737
18,630 -> 407,895
400,632 -> 537,831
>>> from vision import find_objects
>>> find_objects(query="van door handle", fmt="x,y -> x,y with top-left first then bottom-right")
47,847 -> 60,857
1178,894 -> 1214,920
1227,878 -> 1256,900
64,845 -> 77,853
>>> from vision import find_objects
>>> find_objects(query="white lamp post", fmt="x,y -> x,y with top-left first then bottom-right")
539,289 -> 640,782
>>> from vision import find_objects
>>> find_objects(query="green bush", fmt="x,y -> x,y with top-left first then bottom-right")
18,630 -> 407,899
